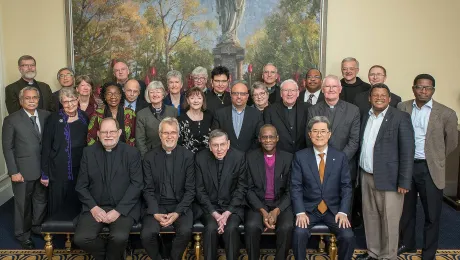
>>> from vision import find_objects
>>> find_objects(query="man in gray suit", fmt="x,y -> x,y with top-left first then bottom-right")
2,86 -> 51,248
398,74 -> 458,259
356,84 -> 415,260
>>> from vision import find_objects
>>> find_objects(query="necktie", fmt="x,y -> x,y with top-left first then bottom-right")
307,94 -> 315,104
30,116 -> 40,135
127,103 -> 132,109
318,153 -> 328,213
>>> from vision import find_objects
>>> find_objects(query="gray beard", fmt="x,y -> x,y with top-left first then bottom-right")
23,71 -> 36,80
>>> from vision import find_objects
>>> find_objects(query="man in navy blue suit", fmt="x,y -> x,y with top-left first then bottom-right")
291,116 -> 355,260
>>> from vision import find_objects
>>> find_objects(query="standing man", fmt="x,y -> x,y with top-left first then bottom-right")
206,66 -> 232,113
141,117 -> 195,260
2,86 -> 50,248
74,118 -> 143,260
356,84 -> 414,260
212,81 -> 263,152
262,63 -> 282,104
113,61 -> 146,96
291,116 -> 355,260
123,79 -> 148,113
191,66 -> 209,93
5,55 -> 54,113
339,57 -> 371,103
51,67 -> 75,111
398,74 -> 458,259
264,79 -> 310,153
299,68 -> 325,105
195,129 -> 248,260
245,124 -> 294,260
353,65 -> 402,116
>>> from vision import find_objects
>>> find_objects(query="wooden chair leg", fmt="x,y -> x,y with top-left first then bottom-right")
65,233 -> 72,252
318,235 -> 326,253
328,234 -> 337,260
182,242 -> 191,260
44,233 -> 54,259
194,233 -> 201,260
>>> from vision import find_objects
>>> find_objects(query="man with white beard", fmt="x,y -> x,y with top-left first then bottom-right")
6,55 -> 54,113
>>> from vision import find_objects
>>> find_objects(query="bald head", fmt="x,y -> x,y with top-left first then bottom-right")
230,82 -> 249,110
113,62 -> 130,83
124,79 -> 141,102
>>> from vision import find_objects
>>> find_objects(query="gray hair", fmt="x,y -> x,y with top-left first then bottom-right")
145,81 -> 166,103
59,87 -> 79,102
19,86 -> 40,100
322,75 -> 342,88
341,57 -> 359,68
263,63 -> 278,72
159,117 -> 179,134
259,124 -> 278,137
209,129 -> 229,142
191,66 -> 208,77
307,116 -> 331,132
56,67 -> 75,80
280,79 -> 299,90
250,81 -> 269,96
166,70 -> 183,83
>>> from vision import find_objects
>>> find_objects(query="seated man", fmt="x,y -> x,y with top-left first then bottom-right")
245,124 -> 294,260
141,117 -> 195,260
74,117 -> 143,260
291,116 -> 355,260
195,129 -> 248,260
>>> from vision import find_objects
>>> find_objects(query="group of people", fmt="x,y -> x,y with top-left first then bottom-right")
2,54 -> 458,260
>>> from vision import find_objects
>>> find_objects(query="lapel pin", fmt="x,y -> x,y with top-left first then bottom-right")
333,158 -> 335,161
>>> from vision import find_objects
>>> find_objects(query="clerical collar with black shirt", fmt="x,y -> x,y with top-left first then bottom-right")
325,100 -> 339,124
160,149 -> 177,205
100,144 -> 119,207
216,158 -> 225,185
149,103 -> 165,120
283,102 -> 297,132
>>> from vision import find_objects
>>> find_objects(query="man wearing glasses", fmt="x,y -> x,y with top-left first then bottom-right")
398,74 -> 458,259
6,55 -> 54,113
339,57 -> 371,103
356,84 -> 414,260
206,66 -> 232,113
262,63 -> 282,104
264,79 -> 310,153
212,81 -> 263,152
51,67 -> 75,111
192,66 -> 209,93
299,68 -> 325,105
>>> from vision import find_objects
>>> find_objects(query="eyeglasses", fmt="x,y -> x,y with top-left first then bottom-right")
323,85 -> 339,90
114,68 -> 128,73
61,99 -> 78,106
105,92 -> 121,98
59,73 -> 74,79
125,89 -> 140,95
213,79 -> 228,85
231,92 -> 249,97
281,89 -> 298,94
20,64 -> 36,68
310,130 -> 330,136
252,92 -> 267,98
413,85 -> 434,91
260,135 -> 277,141
306,76 -> 321,80
99,130 -> 119,136
371,94 -> 389,99
263,70 -> 277,75
369,73 -> 385,78
211,143 -> 227,149
342,67 -> 357,72
161,131 -> 178,136
193,77 -> 207,82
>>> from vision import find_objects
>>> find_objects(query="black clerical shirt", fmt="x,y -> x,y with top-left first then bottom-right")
284,103 -> 297,137
160,152 -> 176,205
100,149 -> 115,207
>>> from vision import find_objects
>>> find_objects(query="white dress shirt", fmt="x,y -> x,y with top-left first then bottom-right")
303,89 -> 322,105
24,109 -> 41,133
411,99 -> 432,159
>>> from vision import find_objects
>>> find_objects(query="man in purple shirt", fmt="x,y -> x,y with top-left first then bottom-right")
245,124 -> 294,260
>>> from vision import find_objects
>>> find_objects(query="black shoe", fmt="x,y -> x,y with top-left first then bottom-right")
20,239 -> 35,249
355,252 -> 377,260
397,245 -> 417,255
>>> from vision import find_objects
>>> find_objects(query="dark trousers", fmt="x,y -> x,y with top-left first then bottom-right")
201,212 -> 242,260
293,209 -> 355,260
12,178 -> 47,241
244,205 -> 293,260
74,210 -> 134,260
140,205 -> 193,260
399,161 -> 443,260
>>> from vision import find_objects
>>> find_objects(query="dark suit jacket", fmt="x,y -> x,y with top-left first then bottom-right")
2,109 -> 50,180
353,90 -> 401,116
268,84 -> 282,104
246,149 -> 293,212
206,91 -> 232,115
5,78 -> 54,114
212,105 -> 263,152
291,146 -> 352,215
134,98 -> 149,113
195,148 -> 248,220
298,90 -> 325,105
307,100 -> 360,180
75,142 -> 144,221
143,146 -> 195,215
360,106 -> 415,191
263,102 -> 310,153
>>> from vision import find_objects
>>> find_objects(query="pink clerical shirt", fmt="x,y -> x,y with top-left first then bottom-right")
264,153 -> 276,201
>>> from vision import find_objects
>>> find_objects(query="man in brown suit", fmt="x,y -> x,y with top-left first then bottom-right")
398,74 -> 458,259
5,55 -> 54,114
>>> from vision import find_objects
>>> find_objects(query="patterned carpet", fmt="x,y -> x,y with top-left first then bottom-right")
0,249 -> 459,259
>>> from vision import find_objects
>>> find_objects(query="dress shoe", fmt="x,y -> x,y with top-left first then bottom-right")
20,239 -> 35,249
355,252 -> 377,260
397,245 -> 417,255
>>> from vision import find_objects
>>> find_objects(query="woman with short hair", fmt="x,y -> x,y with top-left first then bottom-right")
75,75 -> 103,117
163,70 -> 186,115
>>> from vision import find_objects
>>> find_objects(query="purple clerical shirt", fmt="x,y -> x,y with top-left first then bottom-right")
264,153 -> 276,201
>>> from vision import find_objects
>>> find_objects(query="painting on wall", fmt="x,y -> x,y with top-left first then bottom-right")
65,0 -> 327,88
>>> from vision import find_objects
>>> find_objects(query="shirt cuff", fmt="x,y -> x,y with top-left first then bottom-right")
338,212 -> 347,217
296,212 -> 306,216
